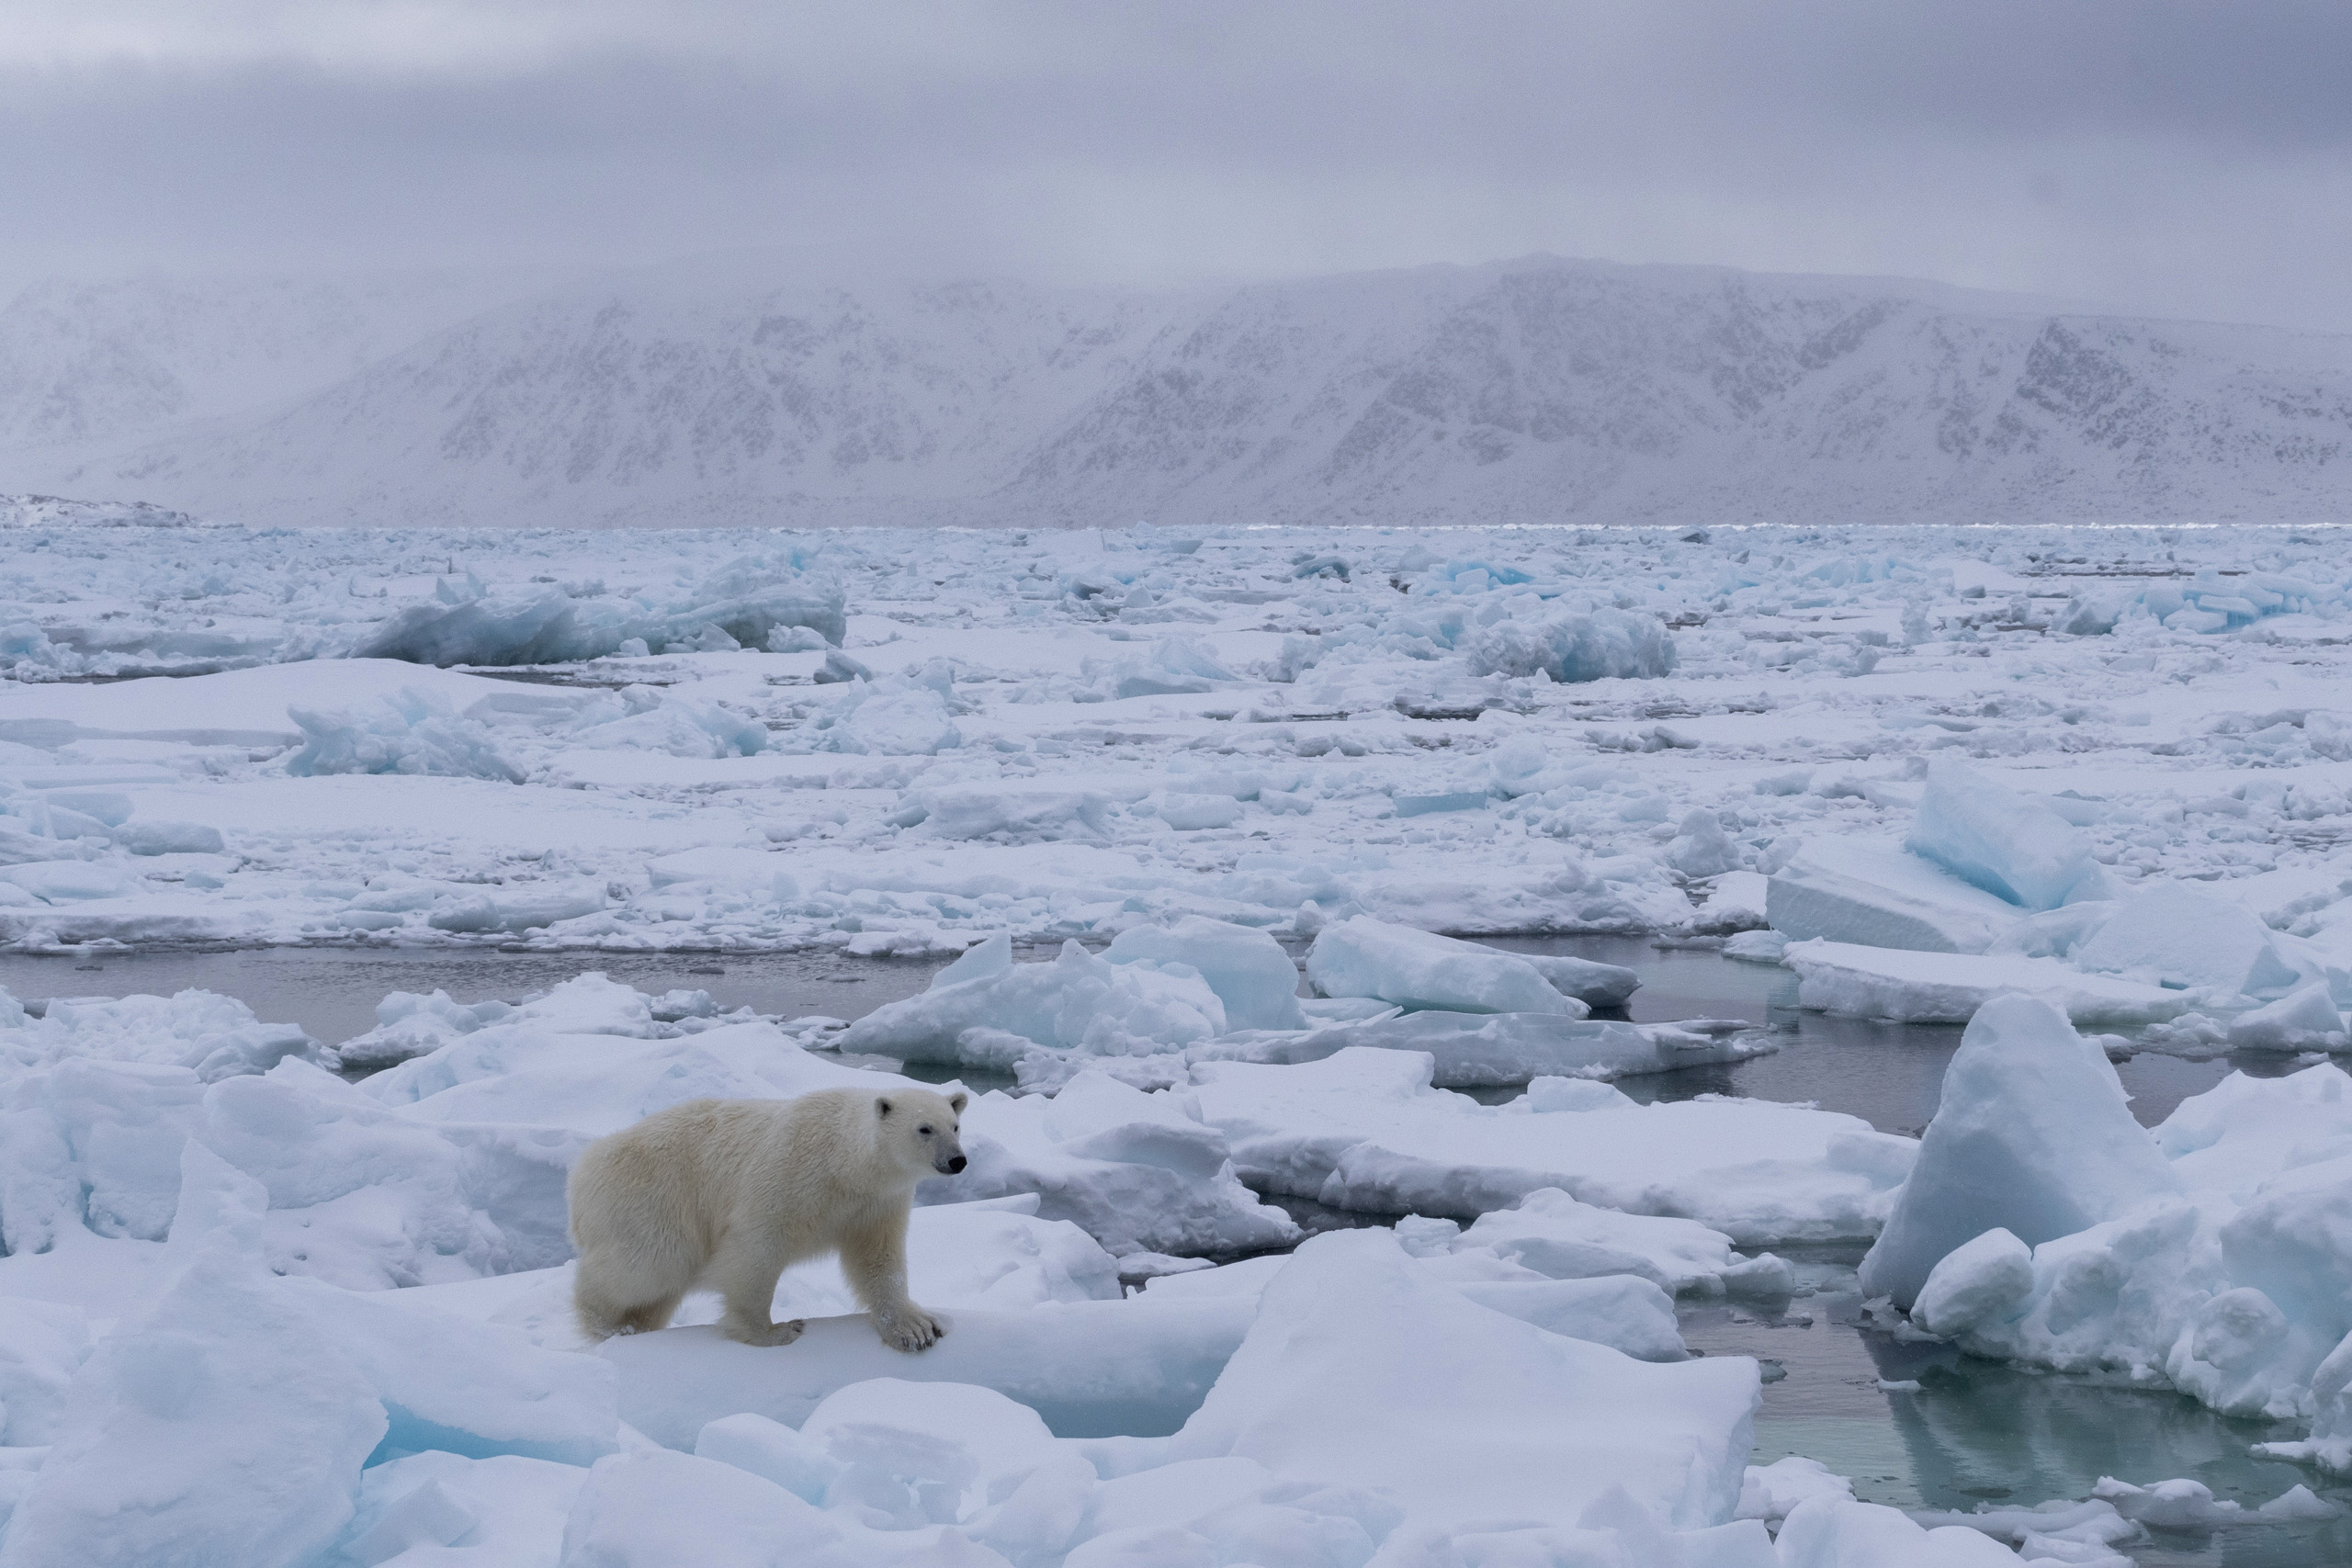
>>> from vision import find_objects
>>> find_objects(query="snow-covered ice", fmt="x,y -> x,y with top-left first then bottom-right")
1767,837 -> 2023,954
0,519 -> 2344,969
13,517 -> 2352,1562
1784,940 -> 2191,1025
1905,757 -> 2113,912
1858,994 -> 2183,1306
1857,998 -> 2352,1473
1305,915 -> 1590,1016
1190,1048 -> 1914,1243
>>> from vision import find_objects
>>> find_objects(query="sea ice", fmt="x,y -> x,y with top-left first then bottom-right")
1766,837 -> 2022,953
17,519 -> 2352,1552
900,787 -> 1114,844
936,1072 -> 1299,1257
3,1230 -> 614,1568
334,1452 -> 585,1567
1514,951 -> 1643,1007
841,936 -> 1230,1065
2074,882 -> 2309,998
1209,1010 -> 1769,1089
110,818 -> 225,855
1785,940 -> 2191,1025
2227,982 -> 2349,1052
1305,916 -> 1589,1016
1102,917 -> 1306,1032
2155,1061 -> 2352,1199
1140,1251 -> 1691,1361
1190,1047 -> 1914,1243
284,687 -> 525,783
1735,1455 -> 1854,1525
1908,1227 -> 2035,1338
1859,994 -> 2181,1306
1443,1187 -> 1796,1297
1773,1497 -> 2025,1565
0,985 -> 320,1081
351,558 -> 843,667
603,1299 -> 1250,1449
1129,1230 -> 1754,1530
1464,606 -> 1679,684
1905,757 -> 2110,911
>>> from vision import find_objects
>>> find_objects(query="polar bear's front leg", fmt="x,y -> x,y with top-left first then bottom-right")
842,1213 -> 944,1352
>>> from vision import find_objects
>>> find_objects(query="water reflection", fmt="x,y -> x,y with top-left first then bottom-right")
1482,935 -> 2302,1134
1682,1256 -> 2352,1567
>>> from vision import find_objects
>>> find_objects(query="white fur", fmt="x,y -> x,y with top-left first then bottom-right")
568,1086 -> 968,1350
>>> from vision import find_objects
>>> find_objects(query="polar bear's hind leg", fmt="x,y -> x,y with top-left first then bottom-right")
574,1247 -> 693,1340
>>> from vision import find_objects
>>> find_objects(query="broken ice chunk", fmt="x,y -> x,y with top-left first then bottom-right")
1858,994 -> 2182,1307
1306,917 -> 1586,1017
1905,757 -> 2109,911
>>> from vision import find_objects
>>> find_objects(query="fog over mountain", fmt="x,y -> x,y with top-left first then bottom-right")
8,254 -> 2352,529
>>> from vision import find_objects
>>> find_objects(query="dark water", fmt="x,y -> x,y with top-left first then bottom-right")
1680,1249 -> 2352,1566
1481,935 -> 2288,1135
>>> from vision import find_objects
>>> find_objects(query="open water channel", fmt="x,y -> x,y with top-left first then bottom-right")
8,937 -> 2348,1562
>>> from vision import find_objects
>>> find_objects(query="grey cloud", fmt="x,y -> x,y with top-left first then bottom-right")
2,1 -> 2349,329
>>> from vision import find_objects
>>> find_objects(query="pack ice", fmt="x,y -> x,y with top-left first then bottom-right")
6,517 -> 2352,1562
840,915 -> 1727,1093
0,964 -> 1932,1566
1854,993 -> 2352,1482
0,519 -> 2336,985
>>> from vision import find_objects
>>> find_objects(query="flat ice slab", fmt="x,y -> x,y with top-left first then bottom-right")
1190,1047 -> 1916,1243
1785,940 -> 2191,1025
1767,837 -> 2021,953
1210,1009 -> 1770,1087
1136,1231 -> 1758,1532
604,1300 -> 1246,1447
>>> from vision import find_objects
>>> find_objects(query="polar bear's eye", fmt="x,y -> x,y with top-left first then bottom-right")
919,1125 -> 934,1135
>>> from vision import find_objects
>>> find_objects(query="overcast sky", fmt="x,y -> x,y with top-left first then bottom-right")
6,0 -> 2351,330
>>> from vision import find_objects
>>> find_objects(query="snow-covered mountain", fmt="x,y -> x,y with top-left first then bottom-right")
0,270 -> 572,457
11,255 -> 2352,527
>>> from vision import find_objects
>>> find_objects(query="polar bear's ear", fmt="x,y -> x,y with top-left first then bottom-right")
875,1096 -> 893,1118
947,1091 -> 968,1114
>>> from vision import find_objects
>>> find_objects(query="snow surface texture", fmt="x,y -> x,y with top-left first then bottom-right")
17,256 -> 2352,529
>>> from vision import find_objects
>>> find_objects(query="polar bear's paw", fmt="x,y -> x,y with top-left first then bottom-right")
724,1316 -> 808,1348
876,1305 -> 945,1352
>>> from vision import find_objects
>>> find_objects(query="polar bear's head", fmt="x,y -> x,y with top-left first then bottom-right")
875,1088 -> 969,1178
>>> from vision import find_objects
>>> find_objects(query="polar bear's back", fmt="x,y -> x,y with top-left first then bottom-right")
568,1089 -> 873,1251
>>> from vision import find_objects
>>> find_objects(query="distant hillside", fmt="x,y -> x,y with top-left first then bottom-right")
10,255 -> 2352,527
0,270 -> 569,456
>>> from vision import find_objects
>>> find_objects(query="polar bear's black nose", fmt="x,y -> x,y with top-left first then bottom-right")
946,1155 -> 967,1174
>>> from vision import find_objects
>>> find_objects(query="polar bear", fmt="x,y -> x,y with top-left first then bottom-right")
568,1086 -> 968,1350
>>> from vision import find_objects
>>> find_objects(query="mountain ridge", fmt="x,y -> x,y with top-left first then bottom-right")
9,254 -> 2352,527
